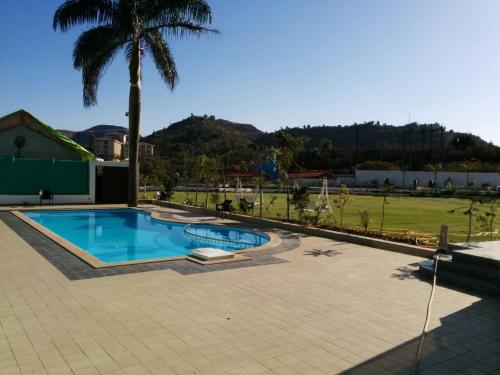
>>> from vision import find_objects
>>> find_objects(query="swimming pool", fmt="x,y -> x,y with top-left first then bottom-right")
22,209 -> 270,265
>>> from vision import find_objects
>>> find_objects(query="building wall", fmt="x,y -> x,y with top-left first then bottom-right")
121,142 -> 154,159
0,125 -> 80,160
95,138 -> 123,161
0,160 -> 97,205
140,142 -> 154,157
355,170 -> 500,188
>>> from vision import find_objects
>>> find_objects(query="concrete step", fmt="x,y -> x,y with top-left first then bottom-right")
453,246 -> 500,271
437,256 -> 500,283
419,259 -> 500,295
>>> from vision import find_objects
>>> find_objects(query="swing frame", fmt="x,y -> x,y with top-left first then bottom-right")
227,172 -> 263,205
288,170 -> 334,212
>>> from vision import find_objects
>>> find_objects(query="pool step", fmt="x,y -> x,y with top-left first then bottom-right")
190,248 -> 236,261
187,251 -> 250,266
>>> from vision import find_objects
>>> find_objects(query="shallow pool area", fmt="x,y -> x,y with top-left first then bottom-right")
22,209 -> 270,264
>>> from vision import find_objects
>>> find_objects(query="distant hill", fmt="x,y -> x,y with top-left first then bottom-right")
65,115 -> 500,171
58,129 -> 76,138
255,122 -> 489,150
70,125 -> 128,146
143,115 -> 263,161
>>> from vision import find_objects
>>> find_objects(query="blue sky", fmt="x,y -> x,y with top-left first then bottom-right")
1,0 -> 500,144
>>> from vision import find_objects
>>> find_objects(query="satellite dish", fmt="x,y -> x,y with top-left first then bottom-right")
14,136 -> 26,157
14,136 -> 26,148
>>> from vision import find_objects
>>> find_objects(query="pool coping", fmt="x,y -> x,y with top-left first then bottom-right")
11,208 -> 281,269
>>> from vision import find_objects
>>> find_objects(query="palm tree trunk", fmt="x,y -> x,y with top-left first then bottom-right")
127,43 -> 142,207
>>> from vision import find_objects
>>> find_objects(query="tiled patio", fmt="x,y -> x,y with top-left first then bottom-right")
1,208 -> 499,374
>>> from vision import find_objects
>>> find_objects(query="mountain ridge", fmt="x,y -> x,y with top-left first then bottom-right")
62,115 -> 500,170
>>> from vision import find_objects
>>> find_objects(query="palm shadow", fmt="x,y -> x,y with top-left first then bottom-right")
304,248 -> 344,257
391,264 -> 420,280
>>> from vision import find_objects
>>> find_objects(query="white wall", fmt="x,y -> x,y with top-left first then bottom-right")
355,170 -> 500,188
0,194 -> 93,205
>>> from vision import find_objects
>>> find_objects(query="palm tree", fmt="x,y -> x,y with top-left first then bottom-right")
53,0 -> 216,207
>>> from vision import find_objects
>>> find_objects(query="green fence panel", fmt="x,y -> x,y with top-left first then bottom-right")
0,157 -> 89,195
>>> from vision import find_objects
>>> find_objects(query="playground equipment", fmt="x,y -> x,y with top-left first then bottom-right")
227,172 -> 264,214
288,170 -> 334,212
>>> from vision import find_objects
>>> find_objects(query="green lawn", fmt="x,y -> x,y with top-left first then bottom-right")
143,190 -> 498,243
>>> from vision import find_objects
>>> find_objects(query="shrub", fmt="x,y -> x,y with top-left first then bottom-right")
210,191 -> 220,206
239,199 -> 252,214
303,209 -> 321,226
162,176 -> 176,201
290,186 -> 311,222
477,200 -> 498,241
334,185 -> 352,229
358,209 -> 370,232
182,193 -> 194,206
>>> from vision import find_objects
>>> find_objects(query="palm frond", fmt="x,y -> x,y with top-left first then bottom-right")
73,26 -> 127,106
53,0 -> 115,31
142,30 -> 178,90
146,20 -> 218,39
140,0 -> 214,25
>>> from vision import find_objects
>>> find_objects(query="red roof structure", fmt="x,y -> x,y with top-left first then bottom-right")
287,170 -> 334,179
227,172 -> 259,178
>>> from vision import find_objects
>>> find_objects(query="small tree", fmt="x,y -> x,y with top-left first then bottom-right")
140,155 -> 164,193
161,175 -> 176,202
449,198 -> 480,242
290,185 -> 310,223
265,195 -> 278,216
255,174 -> 265,217
334,185 -> 352,229
379,184 -> 393,235
194,155 -> 219,208
359,209 -> 370,233
320,211 -> 338,228
477,200 -> 498,241
209,191 -> 220,207
271,133 -> 304,221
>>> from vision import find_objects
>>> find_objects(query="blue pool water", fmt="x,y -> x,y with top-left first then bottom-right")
23,209 -> 270,263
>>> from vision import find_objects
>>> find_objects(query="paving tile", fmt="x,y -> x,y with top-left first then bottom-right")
1,209 -> 500,375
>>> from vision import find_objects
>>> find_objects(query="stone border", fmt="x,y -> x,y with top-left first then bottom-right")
12,210 -> 105,268
12,207 -> 281,268
149,211 -> 281,254
152,200 -> 435,259
0,212 -> 298,280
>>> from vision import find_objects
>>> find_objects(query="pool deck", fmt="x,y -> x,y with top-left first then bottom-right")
0,205 -> 500,374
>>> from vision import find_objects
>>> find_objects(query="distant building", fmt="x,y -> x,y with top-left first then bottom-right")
0,109 -> 93,161
121,142 -> 154,159
140,142 -> 154,157
93,133 -> 154,161
95,137 -> 123,161
106,132 -> 127,144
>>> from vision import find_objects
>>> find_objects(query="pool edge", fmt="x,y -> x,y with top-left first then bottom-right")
11,208 -> 281,269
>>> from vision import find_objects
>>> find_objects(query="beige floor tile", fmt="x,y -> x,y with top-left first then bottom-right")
1,208 -> 500,375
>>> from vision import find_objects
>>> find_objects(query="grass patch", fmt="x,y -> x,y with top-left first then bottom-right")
144,190 -> 498,243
